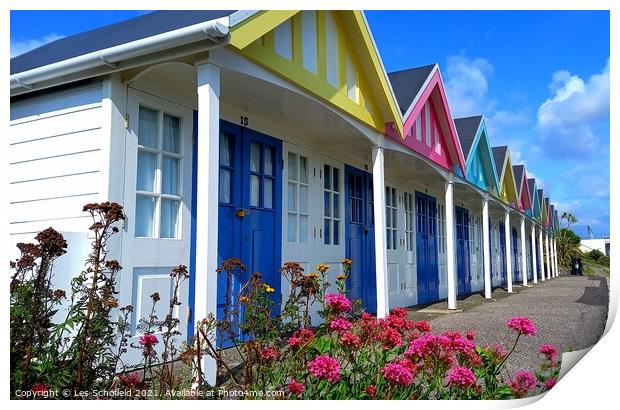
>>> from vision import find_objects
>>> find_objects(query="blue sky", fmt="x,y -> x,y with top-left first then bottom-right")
10,10 -> 610,238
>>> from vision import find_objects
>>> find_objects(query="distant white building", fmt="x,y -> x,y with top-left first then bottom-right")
580,238 -> 610,257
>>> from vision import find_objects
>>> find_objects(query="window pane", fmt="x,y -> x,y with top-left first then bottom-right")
299,215 -> 308,243
163,114 -> 180,153
136,150 -> 157,192
288,153 -> 298,181
138,106 -> 158,148
300,185 -> 308,213
162,156 -> 179,195
250,142 -> 261,173
324,219 -> 331,245
160,198 -> 179,238
324,164 -> 331,189
324,192 -> 331,217
387,229 -> 391,249
333,168 -> 340,192
220,133 -> 233,166
288,213 -> 297,242
288,182 -> 297,211
219,169 -> 231,203
300,157 -> 308,183
264,178 -> 273,209
135,195 -> 156,237
333,193 -> 340,219
333,220 -> 339,245
250,175 -> 260,207
264,147 -> 274,176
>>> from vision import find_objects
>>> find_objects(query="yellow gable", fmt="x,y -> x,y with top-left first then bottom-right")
499,157 -> 519,206
229,11 -> 402,136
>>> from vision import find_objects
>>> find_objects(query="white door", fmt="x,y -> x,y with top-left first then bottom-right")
120,89 -> 193,363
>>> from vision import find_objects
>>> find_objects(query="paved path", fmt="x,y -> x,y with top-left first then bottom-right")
407,274 -> 609,375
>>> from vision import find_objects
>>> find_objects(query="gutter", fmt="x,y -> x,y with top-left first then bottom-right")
10,18 -> 230,96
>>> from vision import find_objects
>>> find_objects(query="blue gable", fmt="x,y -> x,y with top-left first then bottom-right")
464,121 -> 500,195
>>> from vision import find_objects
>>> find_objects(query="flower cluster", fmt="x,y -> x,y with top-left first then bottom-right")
539,343 -> 558,363
507,317 -> 537,336
382,362 -> 414,386
508,371 -> 537,398
329,316 -> 353,332
288,327 -> 315,349
308,354 -> 341,383
446,365 -> 477,388
324,293 -> 352,314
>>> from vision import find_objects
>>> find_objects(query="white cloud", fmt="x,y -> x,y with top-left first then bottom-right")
537,59 -> 610,158
444,54 -> 495,118
10,33 -> 65,58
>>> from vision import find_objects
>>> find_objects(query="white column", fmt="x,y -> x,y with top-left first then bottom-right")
520,217 -> 528,286
531,223 -> 538,284
504,211 -> 513,293
445,180 -> 457,309
554,239 -> 559,277
482,198 -> 492,299
538,227 -> 545,282
372,146 -> 389,318
550,236 -> 556,277
195,62 -> 220,386
545,231 -> 551,280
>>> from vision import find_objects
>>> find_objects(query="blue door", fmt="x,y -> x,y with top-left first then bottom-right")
415,192 -> 439,304
345,166 -> 376,313
511,227 -> 521,283
455,206 -> 471,295
216,120 -> 282,347
498,222 -> 507,285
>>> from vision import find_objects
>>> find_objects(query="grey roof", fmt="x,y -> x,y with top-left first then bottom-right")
513,165 -> 525,193
454,115 -> 483,159
11,10 -> 236,74
527,178 -> 537,201
492,146 -> 508,179
538,190 -> 545,205
387,64 -> 436,115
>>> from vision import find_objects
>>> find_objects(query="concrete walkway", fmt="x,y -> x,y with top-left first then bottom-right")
406,274 -> 609,375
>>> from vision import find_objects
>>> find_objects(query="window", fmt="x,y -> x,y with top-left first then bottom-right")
249,141 -> 276,209
437,203 -> 446,253
404,192 -> 414,251
324,164 -> 341,245
135,106 -> 182,239
386,186 -> 397,250
287,152 -> 309,243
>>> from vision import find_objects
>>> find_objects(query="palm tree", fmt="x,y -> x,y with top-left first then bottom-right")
557,213 -> 580,268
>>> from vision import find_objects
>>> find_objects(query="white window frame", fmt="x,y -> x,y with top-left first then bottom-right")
135,104 -> 184,239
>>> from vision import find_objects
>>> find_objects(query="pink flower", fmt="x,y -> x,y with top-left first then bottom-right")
340,332 -> 361,349
509,370 -> 537,397
544,378 -> 557,390
465,331 -> 476,341
446,366 -> 477,388
507,317 -> 537,336
375,326 -> 403,349
405,333 -> 450,359
288,379 -> 305,396
382,363 -> 413,386
31,383 -> 49,395
390,307 -> 408,318
414,320 -> 432,333
539,343 -> 558,363
487,343 -> 508,359
308,354 -> 341,383
139,332 -> 158,356
325,293 -> 352,313
329,316 -> 352,332
260,346 -> 280,361
139,332 -> 158,347
365,384 -> 377,398
288,327 -> 314,349
119,372 -> 142,388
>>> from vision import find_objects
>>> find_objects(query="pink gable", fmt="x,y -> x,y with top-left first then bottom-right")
385,70 -> 466,175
